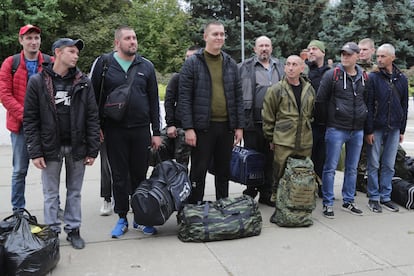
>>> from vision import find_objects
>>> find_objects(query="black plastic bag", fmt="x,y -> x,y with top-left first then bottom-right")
3,210 -> 60,276
0,243 -> 6,276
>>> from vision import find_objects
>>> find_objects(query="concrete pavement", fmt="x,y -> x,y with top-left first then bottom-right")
1,106 -> 414,275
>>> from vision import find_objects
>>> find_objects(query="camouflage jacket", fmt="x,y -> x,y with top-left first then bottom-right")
262,76 -> 315,150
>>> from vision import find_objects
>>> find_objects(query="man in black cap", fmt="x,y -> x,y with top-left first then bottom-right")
23,38 -> 100,249
315,42 -> 368,219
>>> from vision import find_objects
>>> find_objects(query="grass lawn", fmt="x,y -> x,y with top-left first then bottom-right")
159,83 -> 166,101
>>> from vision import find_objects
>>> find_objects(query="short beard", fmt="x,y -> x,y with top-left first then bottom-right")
258,54 -> 269,62
124,50 -> 136,57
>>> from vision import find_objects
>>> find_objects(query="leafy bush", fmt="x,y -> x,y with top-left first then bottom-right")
404,66 -> 414,97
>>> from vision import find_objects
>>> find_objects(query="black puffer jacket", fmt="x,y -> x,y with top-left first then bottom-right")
23,64 -> 100,162
315,64 -> 368,130
178,49 -> 245,131
164,72 -> 180,127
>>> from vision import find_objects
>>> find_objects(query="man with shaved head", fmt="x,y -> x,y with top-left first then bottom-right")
238,35 -> 284,206
262,55 -> 315,219
365,43 -> 408,213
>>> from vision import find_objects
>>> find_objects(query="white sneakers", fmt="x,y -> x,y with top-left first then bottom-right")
100,199 -> 113,216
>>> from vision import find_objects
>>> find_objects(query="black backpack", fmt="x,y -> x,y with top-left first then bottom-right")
131,160 -> 191,226
11,53 -> 52,75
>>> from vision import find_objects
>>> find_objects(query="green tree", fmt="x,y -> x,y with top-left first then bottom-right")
56,0 -> 132,73
0,0 -> 63,60
185,0 -> 329,62
1,0 -> 193,76
319,0 -> 414,67
126,0 -> 195,74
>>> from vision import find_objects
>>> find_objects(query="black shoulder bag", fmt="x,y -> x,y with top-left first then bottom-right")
102,60 -> 138,122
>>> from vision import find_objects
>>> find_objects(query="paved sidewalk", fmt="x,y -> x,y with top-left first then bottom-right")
0,104 -> 414,275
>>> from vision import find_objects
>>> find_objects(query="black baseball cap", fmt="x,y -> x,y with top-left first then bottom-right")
52,38 -> 84,52
340,42 -> 360,54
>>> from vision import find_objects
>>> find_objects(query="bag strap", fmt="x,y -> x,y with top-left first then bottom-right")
380,73 -> 401,101
98,54 -> 110,109
123,63 -> 139,103
11,53 -> 51,75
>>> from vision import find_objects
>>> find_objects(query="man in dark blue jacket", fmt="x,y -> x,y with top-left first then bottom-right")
178,21 -> 245,203
365,43 -> 408,213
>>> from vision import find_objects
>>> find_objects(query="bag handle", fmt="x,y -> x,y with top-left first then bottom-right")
153,151 -> 181,185
3,208 -> 37,223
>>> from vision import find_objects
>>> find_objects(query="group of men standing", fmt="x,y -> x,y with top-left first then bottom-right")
0,21 -> 409,249
308,39 -> 408,218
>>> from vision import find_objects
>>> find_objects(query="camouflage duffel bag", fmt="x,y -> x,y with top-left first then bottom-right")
272,156 -> 317,227
177,195 -> 262,242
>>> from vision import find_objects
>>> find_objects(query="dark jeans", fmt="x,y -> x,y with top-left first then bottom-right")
105,126 -> 150,216
188,122 -> 234,203
311,124 -> 326,179
100,140 -> 112,200
243,124 -> 273,197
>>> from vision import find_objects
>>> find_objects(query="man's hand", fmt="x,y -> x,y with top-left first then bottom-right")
32,157 -> 46,169
233,128 -> 243,146
185,129 -> 196,147
84,157 -> 95,166
167,126 -> 177,138
365,134 -> 374,145
152,136 -> 162,150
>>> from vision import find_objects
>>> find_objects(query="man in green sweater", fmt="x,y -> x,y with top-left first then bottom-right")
178,21 -> 245,203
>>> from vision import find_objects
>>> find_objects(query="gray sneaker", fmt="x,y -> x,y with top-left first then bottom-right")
381,200 -> 399,212
100,199 -> 113,216
342,202 -> 363,216
368,200 -> 382,213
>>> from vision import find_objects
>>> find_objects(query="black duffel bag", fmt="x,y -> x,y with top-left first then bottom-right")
177,195 -> 262,242
391,177 -> 414,209
131,159 -> 191,226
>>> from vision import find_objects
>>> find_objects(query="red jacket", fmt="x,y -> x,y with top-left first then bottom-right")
0,51 -> 51,133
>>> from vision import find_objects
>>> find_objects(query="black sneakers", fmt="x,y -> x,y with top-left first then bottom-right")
323,205 -> 334,219
368,200 -> 382,213
381,200 -> 400,212
242,187 -> 258,199
67,229 -> 85,249
342,202 -> 363,216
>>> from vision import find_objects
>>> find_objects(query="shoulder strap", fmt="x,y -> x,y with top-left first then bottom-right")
98,54 -> 110,108
41,53 -> 52,64
11,54 -> 20,75
11,53 -> 52,75
332,66 -> 341,82
362,71 -> 368,81
380,74 -> 401,100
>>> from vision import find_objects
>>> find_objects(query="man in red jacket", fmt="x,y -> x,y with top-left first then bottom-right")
0,24 -> 51,212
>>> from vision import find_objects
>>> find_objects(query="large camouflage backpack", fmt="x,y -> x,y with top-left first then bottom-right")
271,156 -> 317,227
177,195 -> 262,242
